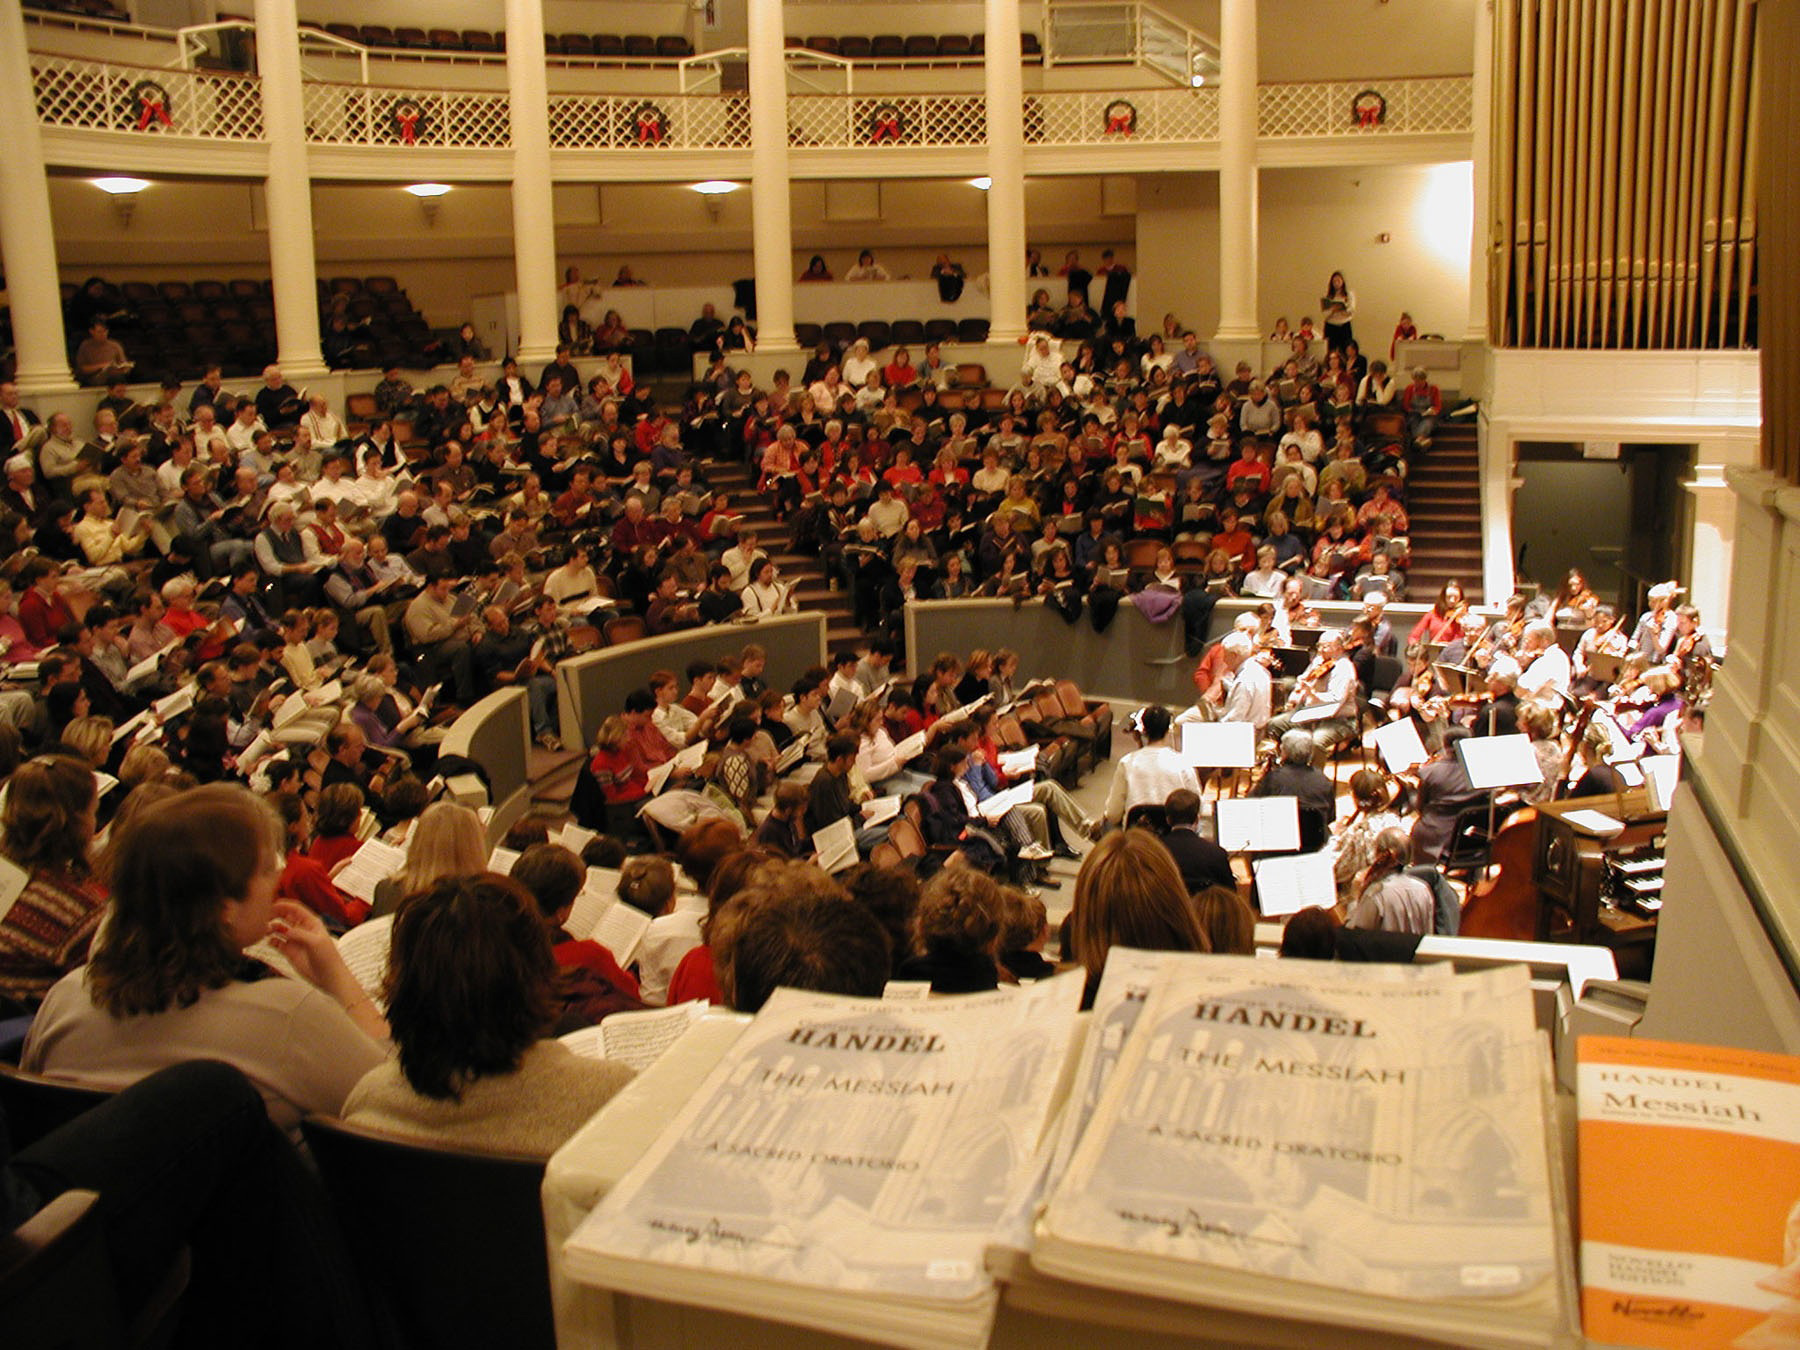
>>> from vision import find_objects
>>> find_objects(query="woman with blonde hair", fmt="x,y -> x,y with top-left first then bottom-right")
371,799 -> 487,919
0,754 -> 108,1007
60,715 -> 114,769
1065,829 -> 1209,1006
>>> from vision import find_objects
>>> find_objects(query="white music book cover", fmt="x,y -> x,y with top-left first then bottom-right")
1034,960 -> 1561,1349
1252,852 -> 1339,917
1215,797 -> 1301,853
564,976 -> 1084,1350
1180,721 -> 1257,769
1457,733 -> 1544,790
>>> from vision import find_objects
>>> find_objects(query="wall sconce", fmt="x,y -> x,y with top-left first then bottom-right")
968,176 -> 993,190
403,181 -> 452,225
92,176 -> 150,226
692,179 -> 738,222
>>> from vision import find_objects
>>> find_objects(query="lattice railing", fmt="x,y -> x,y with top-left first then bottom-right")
546,93 -> 751,149
1027,87 -> 1219,145
302,81 -> 511,147
32,54 -> 263,139
787,94 -> 989,149
1257,77 -> 1472,138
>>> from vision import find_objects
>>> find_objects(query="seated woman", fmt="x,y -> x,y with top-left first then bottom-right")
344,874 -> 634,1158
1064,829 -> 1209,1007
1342,826 -> 1434,935
0,755 -> 109,1010
895,868 -> 1004,994
22,783 -> 388,1136
372,799 -> 487,918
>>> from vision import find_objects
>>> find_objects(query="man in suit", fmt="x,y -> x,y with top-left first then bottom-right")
1160,789 -> 1236,893
1250,729 -> 1338,852
1,454 -> 45,525
0,382 -> 42,458
1410,725 -> 1490,864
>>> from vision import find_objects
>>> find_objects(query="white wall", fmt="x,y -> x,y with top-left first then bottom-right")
49,174 -> 1134,329
1132,163 -> 1473,342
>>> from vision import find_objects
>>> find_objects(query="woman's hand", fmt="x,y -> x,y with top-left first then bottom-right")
265,900 -> 339,987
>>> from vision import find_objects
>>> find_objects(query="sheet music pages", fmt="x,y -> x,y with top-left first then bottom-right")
332,839 -> 406,904
558,822 -> 597,855
488,846 -> 521,875
565,868 -> 622,942
812,816 -> 858,874
1457,734 -> 1545,791
1369,718 -> 1428,774
0,855 -> 31,925
593,902 -> 652,967
1180,722 -> 1257,769
976,780 -> 1035,824
1215,797 -> 1301,853
600,1002 -> 710,1073
1036,960 -> 1558,1344
564,975 -> 1085,1347
860,794 -> 903,827
997,747 -> 1039,778
335,915 -> 395,1001
1251,852 -> 1338,917
892,731 -> 928,763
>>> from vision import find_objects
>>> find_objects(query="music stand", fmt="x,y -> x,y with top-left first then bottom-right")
1455,732 -> 1545,849
1181,722 -> 1257,802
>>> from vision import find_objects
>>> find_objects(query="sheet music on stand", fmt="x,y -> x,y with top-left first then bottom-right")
1432,663 -> 1481,698
1214,797 -> 1300,853
1252,852 -> 1337,917
1637,754 -> 1680,811
1455,733 -> 1544,790
1367,718 -> 1428,774
1179,722 -> 1256,769
1289,702 -> 1340,726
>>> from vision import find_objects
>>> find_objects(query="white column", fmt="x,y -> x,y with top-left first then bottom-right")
747,0 -> 796,352
0,0 -> 73,392
505,0 -> 558,367
1466,0 -> 1495,341
254,0 -> 325,379
1213,0 -> 1260,342
1685,436 -> 1759,634
983,0 -> 1027,346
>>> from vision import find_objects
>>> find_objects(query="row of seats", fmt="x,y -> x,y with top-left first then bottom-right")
22,0 -> 127,19
796,318 -> 990,351
304,24 -> 1039,64
312,24 -> 695,60
789,33 -> 1041,61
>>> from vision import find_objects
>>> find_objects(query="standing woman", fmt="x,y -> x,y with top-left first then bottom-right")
0,755 -> 108,1009
1322,271 -> 1356,354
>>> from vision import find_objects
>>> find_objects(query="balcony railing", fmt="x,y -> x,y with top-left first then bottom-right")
33,54 -> 263,140
301,80 -> 511,148
30,53 -> 1472,154
547,93 -> 751,150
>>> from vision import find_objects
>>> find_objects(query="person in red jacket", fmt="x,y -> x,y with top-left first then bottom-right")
274,792 -> 368,932
16,557 -> 76,651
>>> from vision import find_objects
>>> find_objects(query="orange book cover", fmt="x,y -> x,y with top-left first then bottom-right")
1578,1036 -> 1800,1349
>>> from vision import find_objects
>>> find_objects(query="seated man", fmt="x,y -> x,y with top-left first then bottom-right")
1160,788 -> 1236,892
1250,729 -> 1337,852
402,574 -> 478,706
474,604 -> 560,750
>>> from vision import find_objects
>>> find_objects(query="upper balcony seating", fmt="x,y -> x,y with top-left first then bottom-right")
288,23 -> 1020,63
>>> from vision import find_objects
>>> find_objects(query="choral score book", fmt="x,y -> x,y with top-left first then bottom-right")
562,974 -> 1084,1350
1033,958 -> 1571,1350
1577,1036 -> 1800,1349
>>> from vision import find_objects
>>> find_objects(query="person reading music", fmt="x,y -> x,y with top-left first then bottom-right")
1262,627 -> 1359,763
